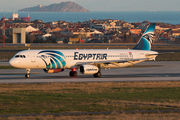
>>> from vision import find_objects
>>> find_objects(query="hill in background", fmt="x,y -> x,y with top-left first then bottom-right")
18,1 -> 90,12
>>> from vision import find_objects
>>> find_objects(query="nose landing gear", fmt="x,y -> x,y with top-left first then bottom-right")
25,68 -> 31,78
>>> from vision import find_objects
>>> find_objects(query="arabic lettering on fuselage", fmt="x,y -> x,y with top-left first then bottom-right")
74,52 -> 107,60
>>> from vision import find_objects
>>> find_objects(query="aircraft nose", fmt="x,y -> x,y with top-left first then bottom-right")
9,58 -> 19,68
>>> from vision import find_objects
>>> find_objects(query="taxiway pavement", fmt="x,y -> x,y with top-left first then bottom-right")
0,61 -> 180,83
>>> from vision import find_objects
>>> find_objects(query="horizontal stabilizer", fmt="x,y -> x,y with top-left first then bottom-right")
146,52 -> 174,56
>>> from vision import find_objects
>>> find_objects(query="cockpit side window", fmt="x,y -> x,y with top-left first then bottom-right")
15,55 -> 20,58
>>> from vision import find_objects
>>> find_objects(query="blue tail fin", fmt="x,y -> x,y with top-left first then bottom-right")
133,23 -> 156,51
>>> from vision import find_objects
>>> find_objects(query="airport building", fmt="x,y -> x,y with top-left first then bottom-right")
12,28 -> 26,44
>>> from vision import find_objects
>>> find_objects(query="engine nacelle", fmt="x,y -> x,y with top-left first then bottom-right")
43,69 -> 64,73
80,65 -> 99,74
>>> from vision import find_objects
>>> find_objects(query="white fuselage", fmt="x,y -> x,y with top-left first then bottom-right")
9,49 -> 158,69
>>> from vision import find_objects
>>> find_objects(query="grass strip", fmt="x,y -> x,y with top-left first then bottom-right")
0,81 -> 180,115
1,113 -> 180,120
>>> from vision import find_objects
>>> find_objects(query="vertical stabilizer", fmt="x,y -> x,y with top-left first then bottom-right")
133,23 -> 156,50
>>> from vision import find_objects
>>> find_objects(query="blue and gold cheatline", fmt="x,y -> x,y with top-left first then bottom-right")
133,23 -> 156,51
38,50 -> 66,69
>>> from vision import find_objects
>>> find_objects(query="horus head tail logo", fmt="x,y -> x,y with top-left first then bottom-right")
38,50 -> 66,69
143,32 -> 154,45
133,23 -> 155,51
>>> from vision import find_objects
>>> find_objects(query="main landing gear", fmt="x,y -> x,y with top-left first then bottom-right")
69,68 -> 77,77
25,68 -> 31,78
93,67 -> 101,77
93,72 -> 101,77
69,67 -> 102,77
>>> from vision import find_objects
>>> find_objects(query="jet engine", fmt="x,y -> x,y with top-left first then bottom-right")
43,69 -> 64,73
80,65 -> 99,74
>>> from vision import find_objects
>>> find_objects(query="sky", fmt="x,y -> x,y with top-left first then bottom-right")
1,0 -> 180,12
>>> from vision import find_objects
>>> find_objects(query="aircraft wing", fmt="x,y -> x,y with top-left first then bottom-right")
75,58 -> 148,66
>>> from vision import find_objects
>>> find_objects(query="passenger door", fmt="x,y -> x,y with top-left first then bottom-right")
31,52 -> 36,62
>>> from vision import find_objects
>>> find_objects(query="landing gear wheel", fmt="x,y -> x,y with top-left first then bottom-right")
69,71 -> 77,77
25,68 -> 31,78
25,74 -> 30,78
93,72 -> 101,77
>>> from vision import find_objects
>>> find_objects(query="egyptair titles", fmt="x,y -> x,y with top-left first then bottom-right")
74,52 -> 107,60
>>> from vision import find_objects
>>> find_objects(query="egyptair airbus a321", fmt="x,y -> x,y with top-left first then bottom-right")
9,23 -> 158,78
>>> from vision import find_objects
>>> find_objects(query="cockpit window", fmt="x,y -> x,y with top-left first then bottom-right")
15,55 -> 26,58
15,55 -> 19,58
